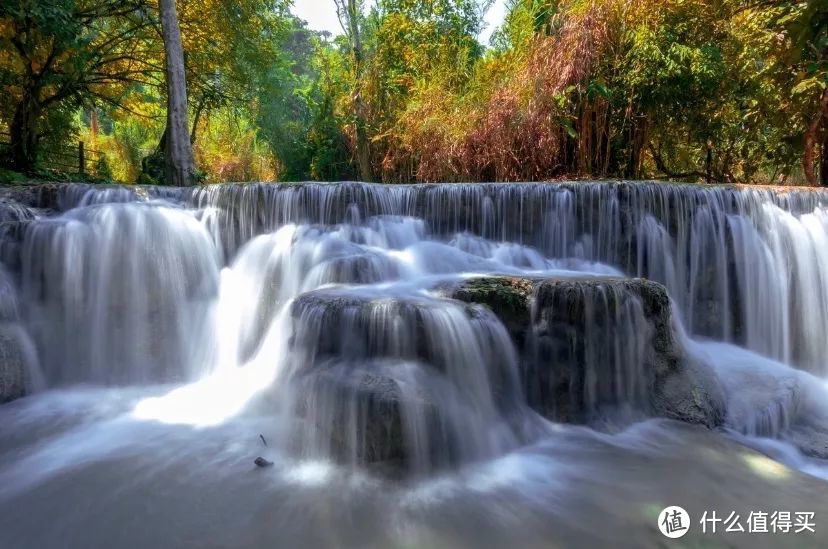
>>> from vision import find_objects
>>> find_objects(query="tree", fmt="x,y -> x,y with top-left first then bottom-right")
5,0 -> 822,185
805,88 -> 828,186
177,0 -> 290,145
141,0 -> 290,183
255,17 -> 322,180
335,0 -> 373,181
0,0 -> 158,173
159,0 -> 195,186
782,0 -> 827,186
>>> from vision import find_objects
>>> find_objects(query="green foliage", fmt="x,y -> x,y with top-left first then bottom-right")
0,167 -> 26,184
1,0 -> 825,184
254,19 -> 322,180
0,0 -> 157,171
96,154 -> 113,180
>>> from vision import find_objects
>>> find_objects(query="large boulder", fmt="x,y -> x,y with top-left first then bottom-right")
289,360 -> 456,475
0,324 -> 34,403
286,290 -> 528,475
289,290 -> 522,398
444,275 -> 726,428
0,272 -> 36,403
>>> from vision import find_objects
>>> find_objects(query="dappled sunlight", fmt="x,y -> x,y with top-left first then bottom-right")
742,453 -> 792,481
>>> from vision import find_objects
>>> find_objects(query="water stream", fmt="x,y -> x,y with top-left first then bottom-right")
1,181 -> 827,548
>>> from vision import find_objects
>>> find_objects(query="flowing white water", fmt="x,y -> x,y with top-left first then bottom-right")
21,202 -> 220,385
1,181 -> 828,547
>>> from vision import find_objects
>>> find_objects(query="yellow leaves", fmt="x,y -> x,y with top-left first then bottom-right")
0,19 -> 15,40
194,109 -> 280,182
792,76 -> 825,97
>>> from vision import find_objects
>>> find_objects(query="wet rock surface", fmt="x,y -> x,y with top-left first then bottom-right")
449,277 -> 534,347
287,291 -> 527,475
253,457 -> 274,468
0,325 -> 31,403
289,360 -> 450,474
446,275 -> 726,428
0,271 -> 34,403
290,290 -> 519,388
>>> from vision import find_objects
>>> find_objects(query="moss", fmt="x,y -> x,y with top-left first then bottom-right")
452,277 -> 533,318
450,277 -> 535,343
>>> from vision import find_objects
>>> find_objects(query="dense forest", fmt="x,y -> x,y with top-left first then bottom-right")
1,0 -> 826,185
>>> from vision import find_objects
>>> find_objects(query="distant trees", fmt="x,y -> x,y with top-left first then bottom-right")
334,0 -> 373,181
1,0 -> 825,185
343,0 -> 827,184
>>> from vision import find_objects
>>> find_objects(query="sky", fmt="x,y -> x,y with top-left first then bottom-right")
291,0 -> 509,44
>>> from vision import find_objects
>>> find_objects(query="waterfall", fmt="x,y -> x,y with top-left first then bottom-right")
523,279 -> 654,423
18,180 -> 828,387
20,202 -> 220,385
163,181 -> 828,373
287,289 -> 525,473
3,181 -> 828,547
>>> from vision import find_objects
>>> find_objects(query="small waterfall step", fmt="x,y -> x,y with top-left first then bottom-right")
443,275 -> 727,428
285,288 -> 528,476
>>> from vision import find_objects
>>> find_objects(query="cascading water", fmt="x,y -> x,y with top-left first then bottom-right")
177,181 -> 828,372
521,279 -> 655,424
1,181 -> 828,548
286,288 -> 527,473
20,202 -> 220,385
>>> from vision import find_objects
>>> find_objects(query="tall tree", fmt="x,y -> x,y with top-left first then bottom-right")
784,0 -> 828,186
822,114 -> 828,187
159,0 -> 195,185
335,0 -> 373,181
0,0 -> 157,173
805,88 -> 828,186
177,0 -> 290,146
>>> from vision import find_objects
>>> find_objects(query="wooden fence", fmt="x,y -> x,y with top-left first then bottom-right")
0,131 -> 105,177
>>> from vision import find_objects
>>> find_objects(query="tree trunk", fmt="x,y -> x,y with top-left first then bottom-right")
9,94 -> 40,174
804,88 -> 828,186
705,142 -> 713,184
159,0 -> 195,186
821,111 -> 828,187
354,94 -> 372,182
190,96 -> 206,145
337,0 -> 372,182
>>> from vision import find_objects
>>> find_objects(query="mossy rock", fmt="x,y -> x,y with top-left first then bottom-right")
0,324 -> 32,403
448,277 -> 535,345
444,275 -> 726,429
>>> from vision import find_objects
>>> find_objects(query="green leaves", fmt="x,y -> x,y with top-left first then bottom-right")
4,0 -> 825,183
